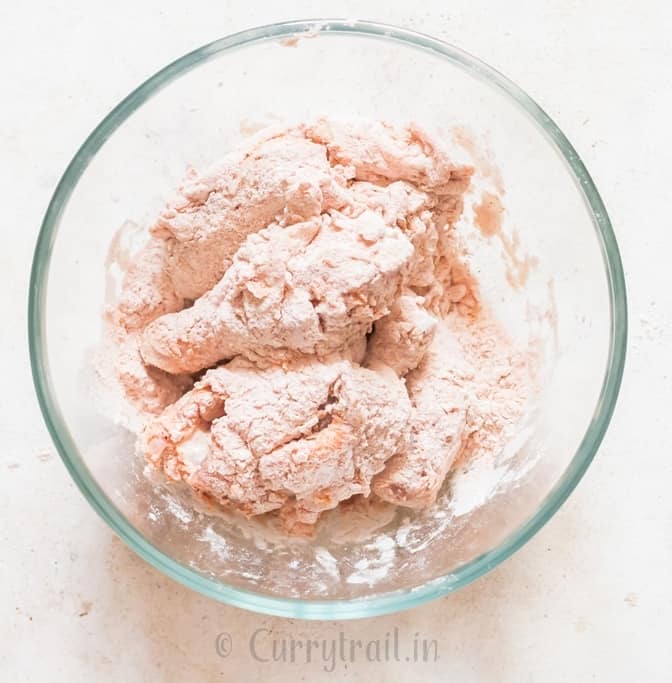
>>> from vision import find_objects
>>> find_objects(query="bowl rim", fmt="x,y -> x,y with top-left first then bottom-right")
28,18 -> 627,619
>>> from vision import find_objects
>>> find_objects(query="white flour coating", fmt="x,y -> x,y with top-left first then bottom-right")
102,118 -> 531,540
139,211 -> 414,373
139,357 -> 412,535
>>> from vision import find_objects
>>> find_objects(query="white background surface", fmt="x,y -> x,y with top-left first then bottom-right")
1,1 -> 670,680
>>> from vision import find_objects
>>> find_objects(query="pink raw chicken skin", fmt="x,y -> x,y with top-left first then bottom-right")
106,118 -> 528,535
153,130 -> 349,301
139,211 -> 414,373
139,358 -> 411,535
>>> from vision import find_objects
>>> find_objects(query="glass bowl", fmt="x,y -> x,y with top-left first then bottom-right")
29,19 -> 627,619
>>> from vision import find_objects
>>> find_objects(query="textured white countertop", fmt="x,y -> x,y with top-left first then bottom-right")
1,1 -> 670,680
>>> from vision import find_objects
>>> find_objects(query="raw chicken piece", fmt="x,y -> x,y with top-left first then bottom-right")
372,323 -> 471,508
139,211 -> 414,374
137,358 -> 412,528
112,337 -> 191,417
366,292 -> 437,376
356,180 -> 477,316
348,180 -> 443,291
106,237 -> 190,416
305,118 -> 474,304
140,383 -> 226,482
112,239 -> 184,332
305,118 -> 473,199
152,129 -> 350,300
274,363 -> 413,534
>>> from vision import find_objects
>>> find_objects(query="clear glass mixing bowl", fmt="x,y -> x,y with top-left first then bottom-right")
29,20 -> 627,618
